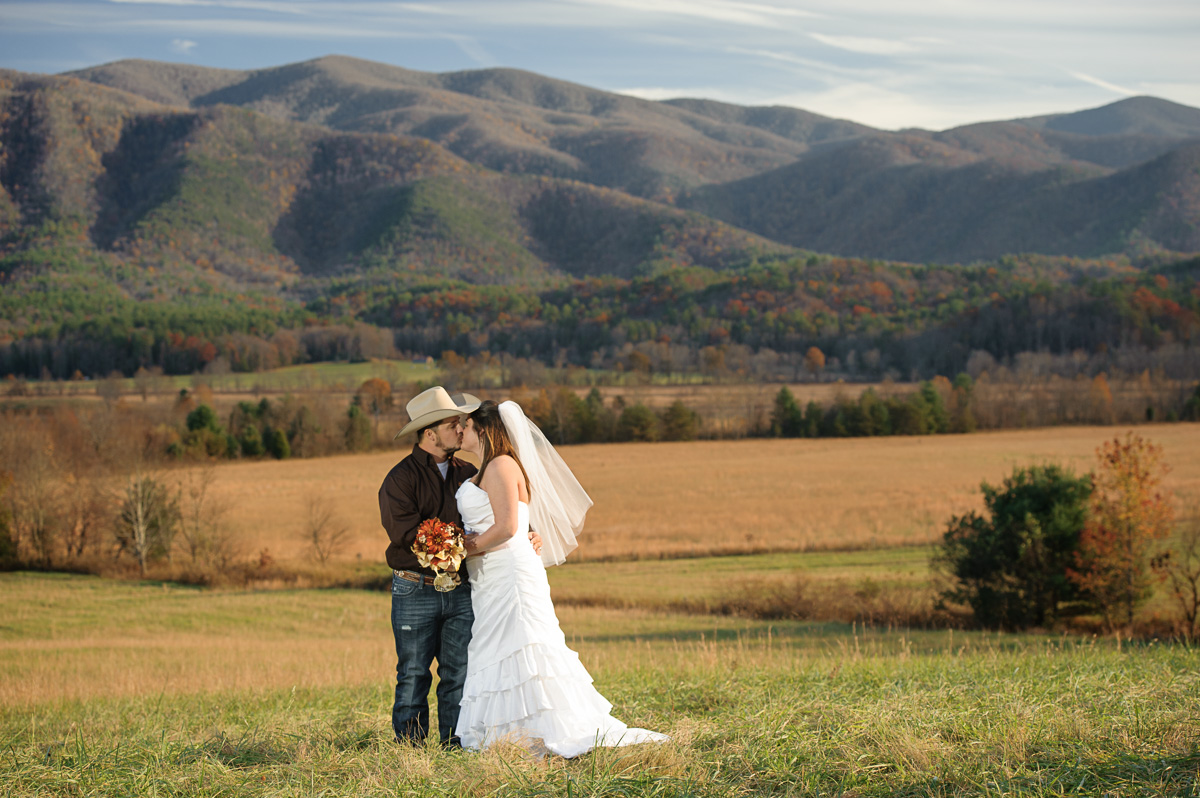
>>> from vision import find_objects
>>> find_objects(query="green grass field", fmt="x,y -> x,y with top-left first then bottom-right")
12,359 -> 439,398
2,573 -> 1198,797
8,359 -> 727,400
547,546 -> 935,604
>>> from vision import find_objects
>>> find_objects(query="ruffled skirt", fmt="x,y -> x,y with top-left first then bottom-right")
457,535 -> 667,758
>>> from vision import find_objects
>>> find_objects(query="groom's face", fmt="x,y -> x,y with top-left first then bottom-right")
428,416 -> 463,455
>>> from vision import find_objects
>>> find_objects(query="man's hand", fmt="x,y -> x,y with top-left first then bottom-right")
528,528 -> 543,555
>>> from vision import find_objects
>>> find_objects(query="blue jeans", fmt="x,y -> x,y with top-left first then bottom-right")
391,573 -> 474,745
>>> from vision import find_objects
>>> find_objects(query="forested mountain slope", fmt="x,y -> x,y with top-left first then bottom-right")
0,61 -> 1197,381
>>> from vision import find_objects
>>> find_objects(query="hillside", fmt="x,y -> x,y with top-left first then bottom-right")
1,60 -> 1198,382
1017,96 -> 1200,138
63,57 -> 1200,265
67,56 -> 872,203
0,70 -> 784,287
0,68 -> 792,379
681,133 -> 1200,264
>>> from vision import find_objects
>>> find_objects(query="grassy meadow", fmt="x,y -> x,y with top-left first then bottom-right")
4,425 -> 1200,795
183,423 -> 1200,567
3,573 -> 1199,797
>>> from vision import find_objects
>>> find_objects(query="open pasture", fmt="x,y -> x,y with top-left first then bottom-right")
190,424 -> 1200,565
2,573 -> 1198,797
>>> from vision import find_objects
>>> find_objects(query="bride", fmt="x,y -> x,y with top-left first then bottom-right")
453,399 -> 668,757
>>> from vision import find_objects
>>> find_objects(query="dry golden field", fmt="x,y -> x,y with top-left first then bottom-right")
0,573 -> 783,707
187,423 -> 1200,564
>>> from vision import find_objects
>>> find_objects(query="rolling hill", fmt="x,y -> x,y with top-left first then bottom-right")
62,57 -> 1200,265
0,58 -> 1198,383
66,56 -> 871,203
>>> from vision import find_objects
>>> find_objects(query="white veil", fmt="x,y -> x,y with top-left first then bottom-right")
498,401 -> 593,566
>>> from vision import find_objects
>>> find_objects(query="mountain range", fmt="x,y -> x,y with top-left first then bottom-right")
0,56 -> 1198,382
58,55 -> 1200,266
0,56 -> 1197,290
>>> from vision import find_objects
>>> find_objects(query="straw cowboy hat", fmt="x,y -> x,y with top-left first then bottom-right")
395,387 -> 481,439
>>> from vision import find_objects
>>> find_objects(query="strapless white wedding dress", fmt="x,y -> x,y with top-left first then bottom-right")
454,480 -> 667,757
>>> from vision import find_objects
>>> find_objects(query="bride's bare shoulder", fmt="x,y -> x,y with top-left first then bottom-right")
485,454 -> 519,477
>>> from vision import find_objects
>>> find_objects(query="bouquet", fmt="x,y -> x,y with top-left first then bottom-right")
411,517 -> 466,592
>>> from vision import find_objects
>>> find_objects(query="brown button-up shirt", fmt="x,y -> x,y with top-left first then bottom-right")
379,445 -> 478,574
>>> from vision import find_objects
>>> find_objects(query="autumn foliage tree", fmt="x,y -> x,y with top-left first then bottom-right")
804,346 -> 825,378
355,378 -> 393,435
1069,434 -> 1174,630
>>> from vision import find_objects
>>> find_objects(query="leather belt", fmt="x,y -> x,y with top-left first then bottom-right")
394,569 -> 437,586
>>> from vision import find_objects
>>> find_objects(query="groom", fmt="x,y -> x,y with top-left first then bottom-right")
379,386 -> 541,747
379,386 -> 481,747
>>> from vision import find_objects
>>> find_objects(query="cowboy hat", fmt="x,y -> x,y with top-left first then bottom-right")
394,387 -> 482,439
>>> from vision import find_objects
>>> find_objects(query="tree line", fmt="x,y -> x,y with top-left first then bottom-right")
3,248 -> 1198,387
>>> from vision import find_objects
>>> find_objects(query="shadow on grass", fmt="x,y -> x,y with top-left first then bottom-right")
187,720 -> 381,768
190,731 -> 297,769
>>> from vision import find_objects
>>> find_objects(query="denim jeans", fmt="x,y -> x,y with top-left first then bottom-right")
391,572 -> 474,745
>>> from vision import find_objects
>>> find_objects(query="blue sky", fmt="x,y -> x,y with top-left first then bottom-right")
1,0 -> 1198,131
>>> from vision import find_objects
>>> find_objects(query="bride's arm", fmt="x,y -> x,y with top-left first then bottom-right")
463,456 -> 522,556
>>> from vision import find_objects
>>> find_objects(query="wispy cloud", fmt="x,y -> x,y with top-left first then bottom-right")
808,33 -> 919,56
1067,70 -> 1137,97
108,0 -> 309,12
558,0 -> 822,27
447,35 -> 493,67
0,0 -> 1196,129
614,86 -> 744,102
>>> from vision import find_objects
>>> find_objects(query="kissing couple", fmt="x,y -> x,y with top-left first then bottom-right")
378,386 -> 667,757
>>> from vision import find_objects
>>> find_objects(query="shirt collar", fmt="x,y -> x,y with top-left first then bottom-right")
412,444 -> 459,471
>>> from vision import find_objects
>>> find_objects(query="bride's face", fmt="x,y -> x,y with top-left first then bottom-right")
460,416 -> 480,455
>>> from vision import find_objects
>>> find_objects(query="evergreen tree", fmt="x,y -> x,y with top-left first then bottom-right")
771,387 -> 803,437
937,464 -> 1092,629
802,401 -> 823,438
618,403 -> 659,442
920,380 -> 951,433
660,400 -> 700,441
344,404 -> 372,452
265,428 -> 291,460
239,425 -> 265,457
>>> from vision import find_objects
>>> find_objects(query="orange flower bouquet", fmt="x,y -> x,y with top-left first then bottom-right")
412,517 -> 466,592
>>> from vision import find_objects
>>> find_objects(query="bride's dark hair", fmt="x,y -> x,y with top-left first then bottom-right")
470,400 -> 531,496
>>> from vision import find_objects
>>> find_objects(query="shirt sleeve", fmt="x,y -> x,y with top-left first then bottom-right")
379,467 -> 422,552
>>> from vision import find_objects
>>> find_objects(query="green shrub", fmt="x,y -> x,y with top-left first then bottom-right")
344,405 -> 372,452
239,425 -> 265,457
660,400 -> 700,441
186,404 -> 220,433
618,403 -> 659,442
265,428 -> 291,460
936,464 -> 1093,630
771,387 -> 802,437
1183,382 -> 1200,421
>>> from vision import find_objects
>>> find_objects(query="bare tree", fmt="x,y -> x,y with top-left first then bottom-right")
304,494 -> 351,565
133,366 -> 165,402
61,473 -> 110,560
56,407 -> 117,560
6,433 -> 63,565
1153,506 -> 1200,641
96,371 -> 124,404
0,471 -> 16,565
178,464 -> 239,570
115,469 -> 180,575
